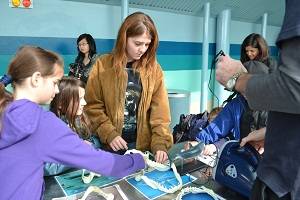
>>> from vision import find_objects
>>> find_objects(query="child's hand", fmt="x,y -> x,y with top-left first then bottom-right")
202,144 -> 217,156
109,136 -> 128,151
155,150 -> 168,163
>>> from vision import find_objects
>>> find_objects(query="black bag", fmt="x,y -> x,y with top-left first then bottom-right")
240,102 -> 268,140
172,111 -> 209,143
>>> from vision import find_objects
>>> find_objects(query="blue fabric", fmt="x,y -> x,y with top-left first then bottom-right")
195,95 -> 247,144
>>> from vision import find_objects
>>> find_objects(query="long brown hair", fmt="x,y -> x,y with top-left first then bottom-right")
50,77 -> 91,138
0,46 -> 64,130
240,33 -> 269,64
113,12 -> 159,72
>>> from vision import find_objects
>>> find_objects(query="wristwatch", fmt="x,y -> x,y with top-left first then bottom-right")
225,72 -> 244,92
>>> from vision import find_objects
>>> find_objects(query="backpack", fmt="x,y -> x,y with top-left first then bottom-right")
239,102 -> 268,139
172,111 -> 209,143
224,93 -> 268,140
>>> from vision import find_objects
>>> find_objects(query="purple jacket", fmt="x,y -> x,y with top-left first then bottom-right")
0,99 -> 145,200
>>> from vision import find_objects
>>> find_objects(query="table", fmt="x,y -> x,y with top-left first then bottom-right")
44,168 -> 247,200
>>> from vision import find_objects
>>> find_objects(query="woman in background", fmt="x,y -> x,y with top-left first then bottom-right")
69,33 -> 97,83
240,33 -> 276,70
194,33 -> 274,156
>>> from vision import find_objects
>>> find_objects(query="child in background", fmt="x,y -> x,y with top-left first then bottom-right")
50,77 -> 100,146
185,107 -> 222,154
44,77 -> 101,176
0,46 -> 145,200
208,107 -> 222,123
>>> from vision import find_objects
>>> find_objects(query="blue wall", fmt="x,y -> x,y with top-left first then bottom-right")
0,36 -> 278,73
0,0 -> 281,113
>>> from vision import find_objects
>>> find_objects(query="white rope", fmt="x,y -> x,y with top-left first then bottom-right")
78,186 -> 114,200
81,169 -> 100,184
138,163 -> 182,193
81,149 -> 183,194
125,149 -> 183,194
126,149 -> 171,170
175,186 -> 219,200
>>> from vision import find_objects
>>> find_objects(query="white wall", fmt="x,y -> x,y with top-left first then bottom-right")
0,0 -> 280,43
230,20 -> 281,45
0,0 -> 121,38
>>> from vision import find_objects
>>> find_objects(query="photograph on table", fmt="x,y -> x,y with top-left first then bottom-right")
52,184 -> 128,200
126,169 -> 196,200
55,170 -> 121,196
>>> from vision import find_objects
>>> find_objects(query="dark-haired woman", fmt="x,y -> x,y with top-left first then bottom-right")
69,33 -> 97,83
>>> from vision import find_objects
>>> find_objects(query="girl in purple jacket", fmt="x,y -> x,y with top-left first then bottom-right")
0,46 -> 145,200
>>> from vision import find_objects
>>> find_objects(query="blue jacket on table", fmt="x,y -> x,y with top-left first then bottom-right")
195,95 -> 247,145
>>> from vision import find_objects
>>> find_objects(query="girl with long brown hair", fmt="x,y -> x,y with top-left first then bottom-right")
50,77 -> 92,140
84,12 -> 173,163
44,77 -> 101,176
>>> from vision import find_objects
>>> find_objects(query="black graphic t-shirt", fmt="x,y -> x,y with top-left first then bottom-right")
122,62 -> 142,144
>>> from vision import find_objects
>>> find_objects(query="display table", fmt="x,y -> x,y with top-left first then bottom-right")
44,169 -> 247,200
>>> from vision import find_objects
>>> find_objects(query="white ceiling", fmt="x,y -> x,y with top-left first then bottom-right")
63,0 -> 285,27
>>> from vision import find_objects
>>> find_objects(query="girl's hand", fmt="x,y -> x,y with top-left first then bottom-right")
155,150 -> 168,163
109,136 -> 128,151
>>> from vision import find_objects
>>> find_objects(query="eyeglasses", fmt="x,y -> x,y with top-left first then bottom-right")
78,42 -> 88,47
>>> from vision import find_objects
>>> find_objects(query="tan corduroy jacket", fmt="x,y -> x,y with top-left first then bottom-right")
84,54 -> 173,153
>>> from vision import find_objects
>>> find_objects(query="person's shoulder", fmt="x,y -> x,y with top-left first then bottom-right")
3,99 -> 44,134
235,95 -> 247,103
153,60 -> 162,70
3,100 -> 65,136
244,60 -> 269,74
40,109 -> 71,132
221,95 -> 247,117
267,57 -> 278,72
90,53 -> 99,63
97,54 -> 113,62
150,60 -> 163,75
226,95 -> 246,107
91,53 -> 98,60
93,54 -> 114,70
5,99 -> 43,119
